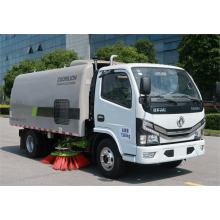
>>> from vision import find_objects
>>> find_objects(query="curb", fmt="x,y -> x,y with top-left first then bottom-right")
204,132 -> 220,137
0,116 -> 9,118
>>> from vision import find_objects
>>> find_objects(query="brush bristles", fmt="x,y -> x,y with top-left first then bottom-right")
41,155 -> 56,164
41,153 -> 90,171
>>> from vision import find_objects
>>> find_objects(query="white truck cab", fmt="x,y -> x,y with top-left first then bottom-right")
93,60 -> 205,177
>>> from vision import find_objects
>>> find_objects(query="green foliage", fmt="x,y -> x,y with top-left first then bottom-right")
133,38 -> 159,63
205,113 -> 220,130
0,114 -> 9,117
0,105 -> 10,108
204,107 -> 219,114
176,34 -> 220,99
204,129 -> 220,134
94,41 -> 149,63
0,86 -> 4,100
3,49 -> 80,97
5,99 -> 10,105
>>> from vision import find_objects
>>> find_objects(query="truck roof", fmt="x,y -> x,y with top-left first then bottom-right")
70,59 -> 123,67
99,63 -> 184,71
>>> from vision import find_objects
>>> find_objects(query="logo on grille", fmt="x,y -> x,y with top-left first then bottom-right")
177,116 -> 185,127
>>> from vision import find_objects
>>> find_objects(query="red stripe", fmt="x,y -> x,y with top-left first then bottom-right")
15,124 -> 17,126
62,131 -> 65,134
28,126 -> 31,128
43,129 -> 47,131
33,127 -> 36,129
24,125 -> 26,128
11,124 -> 13,126
55,130 -> 59,133
19,125 -> 22,127
38,128 -> 41,130
49,129 -> 52,132
69,133 -> 73,135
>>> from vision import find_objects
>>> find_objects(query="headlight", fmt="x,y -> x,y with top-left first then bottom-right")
194,129 -> 204,139
147,135 -> 159,144
142,120 -> 153,129
140,135 -> 146,144
142,120 -> 159,136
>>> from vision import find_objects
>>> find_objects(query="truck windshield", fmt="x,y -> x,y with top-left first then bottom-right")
131,67 -> 200,101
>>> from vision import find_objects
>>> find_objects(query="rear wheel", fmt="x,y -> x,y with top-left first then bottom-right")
25,130 -> 43,158
160,160 -> 183,168
96,138 -> 126,179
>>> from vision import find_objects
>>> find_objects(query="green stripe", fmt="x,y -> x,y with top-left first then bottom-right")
32,107 -> 37,116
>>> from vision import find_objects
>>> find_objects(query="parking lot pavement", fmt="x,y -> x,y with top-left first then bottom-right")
0,117 -> 219,186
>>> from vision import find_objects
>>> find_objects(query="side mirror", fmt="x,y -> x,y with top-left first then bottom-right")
216,82 -> 220,96
140,77 -> 151,95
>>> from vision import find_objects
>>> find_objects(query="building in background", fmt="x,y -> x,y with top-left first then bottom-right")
0,34 -> 181,87
0,34 -> 66,87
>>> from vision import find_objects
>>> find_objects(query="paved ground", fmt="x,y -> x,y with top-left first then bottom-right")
0,117 -> 219,186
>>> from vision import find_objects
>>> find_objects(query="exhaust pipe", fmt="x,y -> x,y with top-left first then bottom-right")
92,56 -> 98,71
110,55 -> 117,66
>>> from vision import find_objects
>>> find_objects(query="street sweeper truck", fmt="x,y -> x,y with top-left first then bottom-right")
9,55 -> 206,178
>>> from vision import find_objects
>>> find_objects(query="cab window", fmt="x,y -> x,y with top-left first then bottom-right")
101,72 -> 132,108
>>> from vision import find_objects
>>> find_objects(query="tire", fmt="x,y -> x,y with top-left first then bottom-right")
160,160 -> 183,168
96,138 -> 126,179
25,130 -> 43,158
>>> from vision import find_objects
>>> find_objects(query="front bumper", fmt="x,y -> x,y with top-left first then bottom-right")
135,139 -> 205,164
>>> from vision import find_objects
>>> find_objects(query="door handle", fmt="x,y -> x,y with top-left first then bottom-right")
97,114 -> 105,122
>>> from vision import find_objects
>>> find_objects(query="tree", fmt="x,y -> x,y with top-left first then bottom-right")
133,38 -> 159,63
176,34 -> 220,100
3,49 -> 80,97
94,41 -> 149,63
0,86 -> 4,104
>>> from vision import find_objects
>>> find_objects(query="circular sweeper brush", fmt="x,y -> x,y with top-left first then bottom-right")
41,151 -> 90,171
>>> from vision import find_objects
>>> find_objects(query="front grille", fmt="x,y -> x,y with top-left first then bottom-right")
166,127 -> 192,133
153,120 -> 204,140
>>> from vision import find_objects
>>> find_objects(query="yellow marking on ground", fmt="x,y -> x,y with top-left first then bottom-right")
185,182 -> 205,186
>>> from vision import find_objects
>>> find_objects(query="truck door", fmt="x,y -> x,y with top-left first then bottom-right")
95,69 -> 136,155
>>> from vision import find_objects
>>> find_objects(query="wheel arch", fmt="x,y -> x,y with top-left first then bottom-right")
91,128 -> 123,163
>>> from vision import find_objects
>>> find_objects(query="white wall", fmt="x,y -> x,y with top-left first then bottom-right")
66,34 -> 90,59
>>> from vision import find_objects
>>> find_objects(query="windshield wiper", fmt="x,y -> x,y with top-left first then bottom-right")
150,96 -> 178,105
172,95 -> 201,103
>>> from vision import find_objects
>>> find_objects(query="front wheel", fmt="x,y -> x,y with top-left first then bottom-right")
96,138 -> 126,179
159,160 -> 183,168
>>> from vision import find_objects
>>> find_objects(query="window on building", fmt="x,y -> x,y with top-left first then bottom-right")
126,35 -> 137,46
101,72 -> 132,108
5,55 -> 8,61
27,47 -> 34,54
105,34 -> 114,41
35,43 -> 43,51
164,41 -> 179,51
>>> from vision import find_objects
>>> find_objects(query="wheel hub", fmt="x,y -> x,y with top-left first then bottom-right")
100,147 -> 114,171
26,135 -> 34,153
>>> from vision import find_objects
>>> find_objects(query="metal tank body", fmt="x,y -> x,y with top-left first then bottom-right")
9,60 -> 93,137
